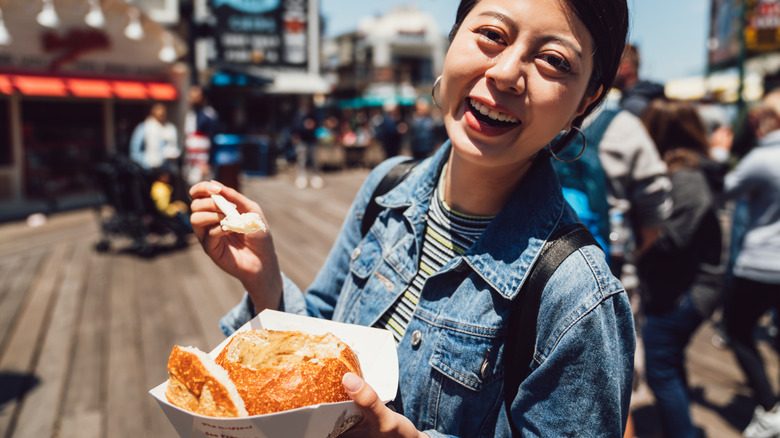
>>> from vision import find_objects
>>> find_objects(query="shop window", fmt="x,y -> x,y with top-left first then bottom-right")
21,100 -> 105,199
0,98 -> 10,166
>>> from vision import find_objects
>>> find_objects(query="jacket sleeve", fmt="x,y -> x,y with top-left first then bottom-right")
723,149 -> 764,200
512,250 -> 636,437
598,111 -> 672,227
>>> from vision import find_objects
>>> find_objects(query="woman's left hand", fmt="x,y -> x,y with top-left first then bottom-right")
340,373 -> 428,438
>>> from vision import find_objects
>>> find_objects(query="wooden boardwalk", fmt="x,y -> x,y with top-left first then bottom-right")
0,167 -> 777,438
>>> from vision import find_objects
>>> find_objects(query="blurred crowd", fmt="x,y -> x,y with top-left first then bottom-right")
596,44 -> 780,438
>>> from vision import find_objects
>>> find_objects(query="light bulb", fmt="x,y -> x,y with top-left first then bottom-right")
0,9 -> 11,45
124,8 -> 144,40
85,0 -> 105,28
37,0 -> 59,28
158,35 -> 177,63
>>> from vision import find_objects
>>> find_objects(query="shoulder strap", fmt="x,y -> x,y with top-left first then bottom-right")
360,159 -> 419,237
504,223 -> 597,436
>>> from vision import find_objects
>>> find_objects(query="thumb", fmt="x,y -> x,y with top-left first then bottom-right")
342,372 -> 383,413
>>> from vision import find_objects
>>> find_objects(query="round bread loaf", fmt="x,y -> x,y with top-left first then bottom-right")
214,329 -> 363,415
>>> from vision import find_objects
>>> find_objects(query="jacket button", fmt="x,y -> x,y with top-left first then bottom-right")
410,330 -> 422,347
351,247 -> 361,261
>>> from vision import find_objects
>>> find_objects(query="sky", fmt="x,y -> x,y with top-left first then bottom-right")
320,0 -> 712,84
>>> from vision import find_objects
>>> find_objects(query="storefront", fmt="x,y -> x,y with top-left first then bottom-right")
0,0 -> 186,212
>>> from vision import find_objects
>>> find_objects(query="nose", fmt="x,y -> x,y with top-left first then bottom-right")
485,51 -> 526,95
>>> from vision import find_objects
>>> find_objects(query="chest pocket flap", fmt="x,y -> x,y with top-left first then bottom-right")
430,328 -> 502,392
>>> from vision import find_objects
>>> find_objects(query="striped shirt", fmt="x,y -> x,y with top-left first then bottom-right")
375,168 -> 494,343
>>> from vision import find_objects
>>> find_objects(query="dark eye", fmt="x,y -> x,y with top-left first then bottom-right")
477,28 -> 505,45
539,54 -> 572,73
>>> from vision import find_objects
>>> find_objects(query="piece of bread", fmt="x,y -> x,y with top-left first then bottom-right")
211,194 -> 266,234
165,345 -> 248,417
215,329 -> 363,415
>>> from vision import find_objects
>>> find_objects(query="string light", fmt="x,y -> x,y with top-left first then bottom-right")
85,0 -> 105,28
124,7 -> 144,40
0,8 -> 11,45
36,0 -> 59,28
158,33 -> 177,63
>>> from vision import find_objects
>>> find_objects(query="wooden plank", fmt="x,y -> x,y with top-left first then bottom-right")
177,252 -> 231,349
58,247 -> 111,438
0,243 -> 70,438
11,240 -> 88,438
58,410 -> 101,438
134,253 -> 199,437
0,255 -> 35,353
104,250 -> 147,438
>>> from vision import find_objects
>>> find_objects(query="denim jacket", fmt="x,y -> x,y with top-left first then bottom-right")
221,142 -> 635,437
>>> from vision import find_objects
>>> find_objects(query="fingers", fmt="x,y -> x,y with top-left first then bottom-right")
343,373 -> 387,422
190,180 -> 261,216
189,180 -> 223,199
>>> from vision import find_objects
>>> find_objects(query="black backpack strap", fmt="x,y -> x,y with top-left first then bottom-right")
504,223 -> 598,435
360,159 -> 419,237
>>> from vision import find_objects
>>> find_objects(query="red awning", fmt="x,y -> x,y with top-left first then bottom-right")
147,83 -> 177,101
13,75 -> 68,97
0,75 -> 12,95
112,80 -> 149,99
4,75 -> 177,100
67,78 -> 114,98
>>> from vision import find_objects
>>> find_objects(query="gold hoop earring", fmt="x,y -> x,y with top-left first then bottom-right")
431,76 -> 442,109
550,126 -> 586,162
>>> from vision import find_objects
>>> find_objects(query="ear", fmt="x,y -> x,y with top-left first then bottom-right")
567,85 -> 604,129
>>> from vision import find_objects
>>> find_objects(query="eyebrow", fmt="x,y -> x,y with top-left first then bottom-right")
476,10 -> 584,60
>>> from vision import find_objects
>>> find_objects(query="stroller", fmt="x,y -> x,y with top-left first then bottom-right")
92,155 -> 191,257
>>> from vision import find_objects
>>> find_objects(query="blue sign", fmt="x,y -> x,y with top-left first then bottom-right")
213,0 -> 280,14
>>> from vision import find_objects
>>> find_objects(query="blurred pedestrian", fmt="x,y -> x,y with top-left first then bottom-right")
150,167 -> 192,247
637,99 -> 724,438
292,97 -> 323,189
408,98 -> 437,160
613,44 -> 665,118
372,101 -> 406,159
129,102 -> 181,174
721,89 -> 780,438
184,85 -> 222,185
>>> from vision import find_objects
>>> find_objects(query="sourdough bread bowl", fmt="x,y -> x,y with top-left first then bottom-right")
214,329 -> 363,416
165,329 -> 363,417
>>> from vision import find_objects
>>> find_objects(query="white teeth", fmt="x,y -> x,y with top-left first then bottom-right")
470,99 -> 519,123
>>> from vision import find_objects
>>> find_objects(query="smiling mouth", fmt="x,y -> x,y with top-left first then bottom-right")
467,98 -> 521,128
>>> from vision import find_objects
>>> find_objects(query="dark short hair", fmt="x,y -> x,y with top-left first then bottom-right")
449,0 -> 629,125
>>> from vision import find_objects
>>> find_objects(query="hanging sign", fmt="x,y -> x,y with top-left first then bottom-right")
209,0 -> 309,71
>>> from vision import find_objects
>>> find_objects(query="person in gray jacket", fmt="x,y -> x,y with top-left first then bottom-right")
722,89 -> 780,438
586,103 -> 673,261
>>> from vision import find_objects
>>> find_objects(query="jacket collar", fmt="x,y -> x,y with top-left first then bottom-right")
378,142 -> 567,301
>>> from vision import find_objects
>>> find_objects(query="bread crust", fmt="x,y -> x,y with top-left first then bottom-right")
215,330 -> 363,415
166,345 -> 247,417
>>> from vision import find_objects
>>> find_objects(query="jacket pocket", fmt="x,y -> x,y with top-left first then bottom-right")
427,328 -> 504,436
430,328 -> 502,391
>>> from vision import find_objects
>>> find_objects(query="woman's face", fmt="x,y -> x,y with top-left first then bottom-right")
441,0 -> 600,170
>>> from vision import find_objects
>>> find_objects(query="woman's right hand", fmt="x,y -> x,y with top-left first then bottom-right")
189,180 -> 283,312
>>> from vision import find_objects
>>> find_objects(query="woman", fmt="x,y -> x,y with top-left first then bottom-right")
190,0 -> 633,436
638,99 -> 724,438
